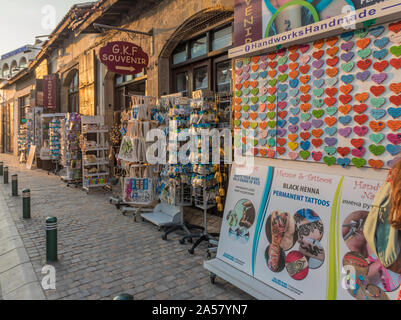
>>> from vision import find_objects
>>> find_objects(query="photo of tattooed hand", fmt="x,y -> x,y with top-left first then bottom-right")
266,243 -> 286,273
266,211 -> 297,251
295,209 -> 324,242
226,199 -> 256,244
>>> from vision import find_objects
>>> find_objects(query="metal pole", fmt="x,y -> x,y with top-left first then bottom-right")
113,293 -> 134,300
22,189 -> 31,219
46,217 -> 58,262
3,166 -> 8,184
12,174 -> 18,196
0,161 -> 3,176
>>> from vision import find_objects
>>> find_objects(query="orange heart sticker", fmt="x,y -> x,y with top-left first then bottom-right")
324,117 -> 337,127
250,81 -> 259,88
326,36 -> 338,47
300,75 -> 311,84
300,103 -> 311,112
234,105 -> 242,112
268,70 -> 277,78
267,103 -> 276,111
235,98 -> 242,105
251,56 -> 260,64
326,67 -> 338,78
368,159 -> 384,169
300,85 -> 311,94
356,38 -> 370,49
390,83 -> 401,94
268,87 -> 277,95
369,121 -> 385,132
289,45 -> 298,53
289,62 -> 299,70
339,104 -> 351,115
260,149 -> 268,157
355,92 -> 369,103
289,70 -> 299,79
288,134 -> 298,142
249,112 -> 258,120
326,46 -> 339,57
243,81 -> 250,88
251,65 -> 259,72
259,122 -> 268,130
340,84 -> 353,94
313,39 -> 325,49
311,129 -> 324,138
242,121 -> 250,129
242,137 -> 247,145
268,149 -> 275,158
387,120 -> 401,132
234,112 -> 241,120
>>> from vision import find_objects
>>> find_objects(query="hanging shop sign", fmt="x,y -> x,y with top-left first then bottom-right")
230,0 -> 401,58
43,74 -> 57,110
217,164 -> 400,300
99,41 -> 149,75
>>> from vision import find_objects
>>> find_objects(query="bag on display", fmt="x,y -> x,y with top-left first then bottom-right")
363,182 -> 401,273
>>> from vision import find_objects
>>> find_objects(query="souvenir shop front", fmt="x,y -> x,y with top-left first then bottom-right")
204,0 -> 401,300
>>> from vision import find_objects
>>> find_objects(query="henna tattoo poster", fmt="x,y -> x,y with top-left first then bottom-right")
216,164 -> 401,299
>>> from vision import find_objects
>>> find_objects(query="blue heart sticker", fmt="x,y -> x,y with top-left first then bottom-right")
290,98 -> 300,106
338,116 -> 352,125
251,73 -> 259,80
337,158 -> 350,168
325,127 -> 337,136
387,144 -> 401,156
259,71 -> 268,79
373,49 -> 388,60
370,109 -> 386,120
268,129 -> 277,137
278,84 -> 288,92
341,75 -> 354,84
290,107 -> 300,115
289,117 -> 299,125
289,89 -> 299,97
300,141 -> 311,151
313,79 -> 325,88
374,37 -> 389,49
278,92 -> 288,101
369,26 -> 385,38
277,120 -> 286,128
341,31 -> 354,41
289,79 -> 299,88
388,107 -> 401,119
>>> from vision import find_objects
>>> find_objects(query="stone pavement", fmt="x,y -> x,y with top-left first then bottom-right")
0,154 -> 252,300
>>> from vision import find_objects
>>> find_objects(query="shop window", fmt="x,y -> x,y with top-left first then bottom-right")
212,26 -> 233,51
216,60 -> 232,93
173,43 -> 187,65
114,73 -> 146,111
2,64 -> 9,78
194,66 -> 209,91
19,57 -> 28,69
68,71 -> 79,113
175,72 -> 189,97
18,95 -> 29,123
190,36 -> 207,59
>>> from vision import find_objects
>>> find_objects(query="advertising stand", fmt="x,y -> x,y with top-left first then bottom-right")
206,0 -> 401,300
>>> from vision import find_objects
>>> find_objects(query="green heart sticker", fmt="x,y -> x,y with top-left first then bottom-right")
326,107 -> 338,116
324,147 -> 336,156
352,157 -> 366,168
312,109 -> 325,119
243,58 -> 251,65
242,105 -> 250,112
369,144 -> 385,156
268,121 -> 276,129
278,56 -> 288,65
363,19 -> 376,28
269,79 -> 277,86
260,95 -> 268,103
242,97 -> 249,104
267,112 -> 276,120
250,122 -> 258,129
267,96 -> 276,103
251,97 -> 259,104
355,28 -> 368,38
370,98 -> 386,108
299,151 -> 310,160
234,139 -> 241,148
341,62 -> 354,73
278,74 -> 288,82
323,156 -> 336,166
268,138 -> 275,147
312,99 -> 324,108
369,133 -> 384,144
313,88 -> 324,97
251,88 -> 259,96
358,48 -> 371,59
235,90 -> 243,97
243,88 -> 250,95
252,139 -> 258,147
300,113 -> 311,121
234,120 -> 241,127
390,45 -> 401,57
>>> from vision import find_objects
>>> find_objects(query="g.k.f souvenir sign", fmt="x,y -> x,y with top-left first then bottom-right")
99,41 -> 149,75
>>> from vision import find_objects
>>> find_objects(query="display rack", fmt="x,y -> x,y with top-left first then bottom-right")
81,115 -> 110,192
17,123 -> 28,163
26,107 -> 43,159
60,113 -> 82,187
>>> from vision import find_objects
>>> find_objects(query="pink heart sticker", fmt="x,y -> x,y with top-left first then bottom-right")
278,101 -> 287,109
299,55 -> 310,65
351,147 -> 366,158
288,152 -> 299,160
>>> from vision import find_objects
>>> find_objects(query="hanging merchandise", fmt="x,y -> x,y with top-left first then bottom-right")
117,95 -> 161,206
81,115 -> 110,192
60,113 -> 82,185
26,107 -> 43,156
18,123 -> 28,163
49,117 -> 62,160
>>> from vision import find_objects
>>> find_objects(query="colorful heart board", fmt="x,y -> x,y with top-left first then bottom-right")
234,20 -> 401,169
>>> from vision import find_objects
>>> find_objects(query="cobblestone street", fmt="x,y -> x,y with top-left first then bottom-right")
0,154 -> 251,300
